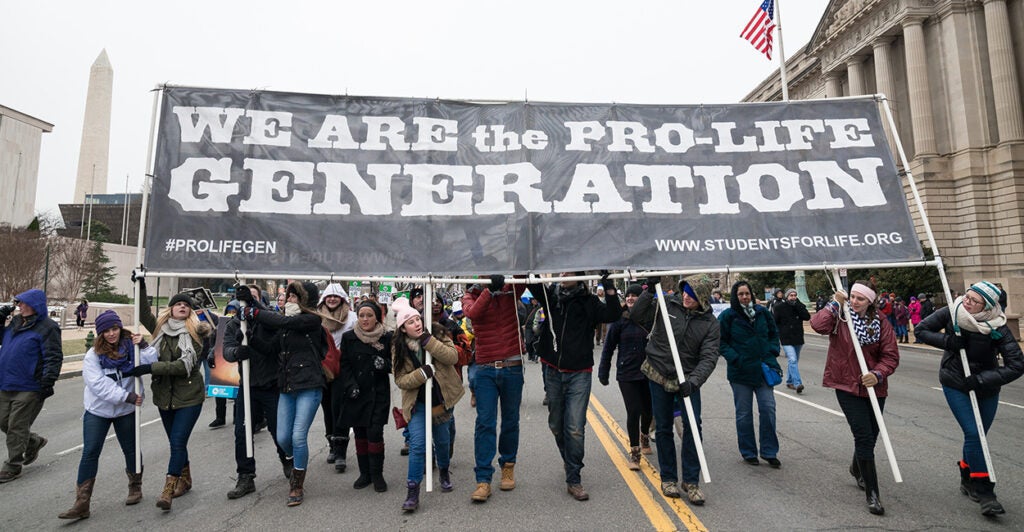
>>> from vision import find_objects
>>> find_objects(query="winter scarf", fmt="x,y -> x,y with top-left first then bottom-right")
741,302 -> 756,320
320,301 -> 352,333
153,318 -> 198,375
284,302 -> 302,317
98,337 -> 136,373
354,322 -> 386,351
952,296 -> 1007,340
850,310 -> 881,346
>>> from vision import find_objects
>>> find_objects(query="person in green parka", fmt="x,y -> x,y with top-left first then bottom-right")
718,280 -> 782,468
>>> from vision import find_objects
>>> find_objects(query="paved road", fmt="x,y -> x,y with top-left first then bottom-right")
3,339 -> 1024,531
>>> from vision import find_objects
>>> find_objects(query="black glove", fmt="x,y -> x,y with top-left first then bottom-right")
127,364 -> 152,377
234,346 -> 251,361
421,364 -> 434,379
349,386 -> 360,400
599,270 -> 611,291
418,331 -> 432,347
945,334 -> 965,352
489,274 -> 505,292
38,385 -> 55,399
235,284 -> 254,304
125,392 -> 139,404
206,350 -> 216,369
0,305 -> 13,320
680,380 -> 696,397
643,278 -> 659,293
599,375 -> 610,386
373,355 -> 387,371
964,374 -> 982,391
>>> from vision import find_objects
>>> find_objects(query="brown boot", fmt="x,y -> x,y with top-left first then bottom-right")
287,469 -> 306,507
500,463 -> 516,491
627,447 -> 641,471
156,475 -> 178,511
58,478 -> 95,520
173,464 -> 192,498
125,468 -> 143,505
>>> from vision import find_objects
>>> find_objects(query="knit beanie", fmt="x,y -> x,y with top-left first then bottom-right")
168,292 -> 195,309
785,288 -> 797,298
968,281 -> 1002,310
392,297 -> 420,329
356,300 -> 383,323
94,309 -> 122,334
625,284 -> 643,297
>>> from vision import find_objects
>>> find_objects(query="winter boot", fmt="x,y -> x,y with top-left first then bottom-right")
334,435 -> 349,473
627,447 -> 641,471
402,480 -> 420,512
500,462 -> 516,491
858,458 -> 884,515
849,456 -> 865,491
287,469 -> 306,507
972,477 -> 1006,516
640,433 -> 653,455
281,457 -> 294,479
353,438 -> 371,489
958,461 -> 978,501
156,475 -> 178,511
173,463 -> 192,498
326,436 -> 339,464
58,478 -> 95,520
125,468 -> 143,505
369,448 -> 388,492
227,473 -> 256,499
439,468 -> 453,492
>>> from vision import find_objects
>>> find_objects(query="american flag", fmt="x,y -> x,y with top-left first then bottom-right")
740,0 -> 776,60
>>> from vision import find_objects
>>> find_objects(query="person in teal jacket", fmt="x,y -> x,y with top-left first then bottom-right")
718,281 -> 782,468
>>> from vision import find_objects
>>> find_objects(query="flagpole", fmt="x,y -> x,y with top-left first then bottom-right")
775,0 -> 789,101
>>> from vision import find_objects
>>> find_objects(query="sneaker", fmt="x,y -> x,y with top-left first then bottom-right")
796,384 -> 805,394
567,484 -> 589,501
683,483 -> 705,505
471,482 -> 491,502
661,481 -> 681,498
208,418 -> 226,429
786,383 -> 796,390
23,436 -> 47,466
500,463 -> 516,491
762,457 -> 781,468
0,469 -> 20,483
253,419 -> 267,434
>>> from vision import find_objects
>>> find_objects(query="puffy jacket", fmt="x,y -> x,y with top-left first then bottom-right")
915,306 -> 1024,397
811,306 -> 899,398
599,315 -> 649,382
250,310 -> 327,394
393,334 -> 465,422
82,345 -> 158,418
630,290 -> 719,388
526,282 -> 621,371
773,300 -> 810,346
0,289 -> 63,393
719,306 -> 781,387
461,283 -> 526,364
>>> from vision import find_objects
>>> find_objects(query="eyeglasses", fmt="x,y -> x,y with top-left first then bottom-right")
964,294 -> 985,305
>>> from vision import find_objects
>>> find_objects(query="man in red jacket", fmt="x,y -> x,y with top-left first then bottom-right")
462,275 -> 526,503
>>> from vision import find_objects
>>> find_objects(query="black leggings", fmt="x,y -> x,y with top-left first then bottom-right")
618,380 -> 653,447
835,390 -> 886,460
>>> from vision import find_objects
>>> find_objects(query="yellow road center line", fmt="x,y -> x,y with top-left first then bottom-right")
587,408 -> 677,532
590,394 -> 709,532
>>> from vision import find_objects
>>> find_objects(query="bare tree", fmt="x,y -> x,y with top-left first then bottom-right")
48,236 -> 93,302
0,229 -> 47,301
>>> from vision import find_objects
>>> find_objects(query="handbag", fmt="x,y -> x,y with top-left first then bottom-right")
392,407 -> 408,430
761,362 -> 782,387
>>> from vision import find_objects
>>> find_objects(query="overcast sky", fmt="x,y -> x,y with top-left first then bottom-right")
1,1 -> 829,219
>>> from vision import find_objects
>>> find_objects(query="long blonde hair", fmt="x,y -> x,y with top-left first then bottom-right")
154,306 -> 203,345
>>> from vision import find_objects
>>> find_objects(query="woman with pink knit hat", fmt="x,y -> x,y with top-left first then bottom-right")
915,281 -> 1024,516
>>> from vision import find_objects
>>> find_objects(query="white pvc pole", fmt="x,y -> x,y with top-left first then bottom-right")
423,282 -> 433,492
775,0 -> 789,101
830,270 -> 902,482
239,299 -> 253,458
879,96 -> 996,481
654,283 -> 711,483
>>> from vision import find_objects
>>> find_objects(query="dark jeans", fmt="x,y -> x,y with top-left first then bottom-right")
543,369 -> 591,485
158,404 -> 203,476
943,386 -> 998,474
234,385 -> 286,475
835,390 -> 886,460
473,364 -> 524,483
618,379 -> 652,447
78,411 -> 136,483
649,380 -> 703,484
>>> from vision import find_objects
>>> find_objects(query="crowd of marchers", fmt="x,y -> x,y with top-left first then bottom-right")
0,272 -> 1020,521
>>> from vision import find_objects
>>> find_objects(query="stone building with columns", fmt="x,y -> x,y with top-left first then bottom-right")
745,0 -> 1024,313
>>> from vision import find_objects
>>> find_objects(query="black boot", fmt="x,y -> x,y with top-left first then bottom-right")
858,458 -> 884,515
972,477 -> 1005,516
353,452 -> 371,489
402,480 -> 420,512
369,451 -> 388,492
849,456 -> 864,491
326,436 -> 339,464
334,435 -> 349,473
227,473 -> 256,499
958,461 -> 978,501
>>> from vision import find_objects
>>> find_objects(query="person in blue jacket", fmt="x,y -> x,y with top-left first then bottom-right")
0,288 -> 63,483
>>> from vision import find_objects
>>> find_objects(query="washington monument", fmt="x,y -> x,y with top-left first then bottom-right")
73,49 -> 113,204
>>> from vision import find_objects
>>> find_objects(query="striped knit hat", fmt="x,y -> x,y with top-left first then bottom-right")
968,281 -> 1001,310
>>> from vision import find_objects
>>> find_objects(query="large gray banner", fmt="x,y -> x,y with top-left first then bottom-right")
145,86 -> 922,275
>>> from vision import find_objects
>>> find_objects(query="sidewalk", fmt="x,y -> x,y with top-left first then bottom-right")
58,327 -> 97,381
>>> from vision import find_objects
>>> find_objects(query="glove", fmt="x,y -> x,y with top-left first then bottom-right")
599,270 -> 611,291
234,346 -> 251,361
418,332 -> 432,347
489,274 -> 505,292
373,355 -> 387,371
235,284 -> 255,304
125,392 -> 139,405
207,351 -> 216,369
349,386 -> 361,400
599,375 -> 610,386
0,304 -> 13,320
945,334 -> 965,352
680,380 -> 696,397
127,364 -> 152,377
643,278 -> 659,293
420,364 -> 434,379
38,385 -> 55,399
964,374 -> 982,391
240,306 -> 259,321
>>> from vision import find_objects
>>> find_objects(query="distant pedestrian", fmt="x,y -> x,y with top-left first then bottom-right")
919,293 -> 935,321
908,297 -> 922,342
75,299 -> 89,328
893,298 -> 910,343
773,288 -> 810,394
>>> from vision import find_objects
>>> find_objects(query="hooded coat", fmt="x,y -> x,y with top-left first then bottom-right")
319,283 -> 356,347
718,282 -> 781,387
0,289 -> 63,393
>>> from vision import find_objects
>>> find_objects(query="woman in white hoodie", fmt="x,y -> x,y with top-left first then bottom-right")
318,283 -> 357,472
59,310 -> 158,520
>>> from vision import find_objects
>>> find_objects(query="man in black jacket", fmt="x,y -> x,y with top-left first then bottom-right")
223,284 -> 290,499
527,272 -> 620,502
773,288 -> 811,394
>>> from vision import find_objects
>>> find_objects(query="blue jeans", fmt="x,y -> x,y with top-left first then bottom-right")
943,386 -> 998,474
407,402 -> 452,483
649,381 -> 703,484
782,345 -> 802,386
277,388 -> 322,470
730,381 -> 778,460
78,411 -> 137,483
473,364 -> 524,483
543,369 -> 591,485
467,362 -> 479,394
158,404 -> 202,476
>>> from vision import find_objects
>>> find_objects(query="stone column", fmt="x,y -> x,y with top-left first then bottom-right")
825,72 -> 843,98
847,58 -> 866,96
902,18 -> 937,156
983,0 -> 1024,142
873,38 -> 899,153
